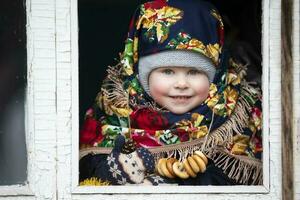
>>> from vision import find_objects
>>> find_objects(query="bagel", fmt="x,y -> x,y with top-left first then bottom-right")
183,159 -> 197,178
156,159 -> 165,177
166,158 -> 177,177
187,156 -> 200,173
194,151 -> 208,165
172,161 -> 189,179
160,158 -> 176,179
192,155 -> 206,173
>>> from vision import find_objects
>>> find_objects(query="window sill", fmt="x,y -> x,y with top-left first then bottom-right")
0,184 -> 34,196
72,185 -> 269,194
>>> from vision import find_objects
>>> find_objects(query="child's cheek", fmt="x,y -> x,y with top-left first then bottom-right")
150,77 -> 169,94
149,82 -> 169,103
150,84 -> 166,97
196,84 -> 210,97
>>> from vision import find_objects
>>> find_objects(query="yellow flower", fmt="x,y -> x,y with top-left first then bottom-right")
79,177 -> 110,186
190,126 -> 208,139
155,130 -> 162,138
224,87 -> 238,115
176,43 -> 188,49
140,6 -> 183,43
191,113 -> 204,127
156,23 -> 168,43
176,119 -> 192,127
189,39 -> 205,49
206,43 -> 220,64
161,6 -> 183,23
227,72 -> 241,85
140,9 -> 156,28
206,95 -> 219,108
208,83 -> 218,98
213,103 -> 225,113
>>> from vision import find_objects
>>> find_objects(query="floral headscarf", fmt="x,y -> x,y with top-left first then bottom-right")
80,0 -> 263,185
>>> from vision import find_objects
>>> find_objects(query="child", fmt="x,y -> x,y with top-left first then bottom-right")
79,0 -> 262,186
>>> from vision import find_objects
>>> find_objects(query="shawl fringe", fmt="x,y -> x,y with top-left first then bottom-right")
96,64 -> 130,114
207,147 -> 263,185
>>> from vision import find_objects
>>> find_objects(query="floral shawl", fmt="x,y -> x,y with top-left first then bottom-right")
80,0 -> 263,185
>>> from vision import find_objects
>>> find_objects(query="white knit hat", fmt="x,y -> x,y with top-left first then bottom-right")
138,50 -> 216,94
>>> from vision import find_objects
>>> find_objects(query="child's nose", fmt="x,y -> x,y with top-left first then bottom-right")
174,75 -> 189,89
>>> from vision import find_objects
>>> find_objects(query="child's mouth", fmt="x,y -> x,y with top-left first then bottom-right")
170,96 -> 191,99
169,95 -> 192,103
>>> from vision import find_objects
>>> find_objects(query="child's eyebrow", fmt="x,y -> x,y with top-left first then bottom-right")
155,67 -> 174,71
157,66 -> 174,69
155,67 -> 208,74
190,68 -> 205,72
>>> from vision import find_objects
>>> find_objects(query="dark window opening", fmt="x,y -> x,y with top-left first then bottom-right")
0,0 -> 27,185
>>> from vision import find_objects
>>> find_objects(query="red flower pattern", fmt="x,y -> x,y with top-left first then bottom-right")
175,129 -> 190,142
80,118 -> 103,145
144,0 -> 168,10
130,108 -> 168,130
132,132 -> 162,147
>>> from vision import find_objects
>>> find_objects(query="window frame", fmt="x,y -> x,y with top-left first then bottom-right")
0,0 -> 34,196
71,0 -> 270,194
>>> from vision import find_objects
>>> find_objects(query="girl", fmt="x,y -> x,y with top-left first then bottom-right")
79,0 -> 262,186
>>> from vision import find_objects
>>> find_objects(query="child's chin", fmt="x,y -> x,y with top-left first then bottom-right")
168,107 -> 192,115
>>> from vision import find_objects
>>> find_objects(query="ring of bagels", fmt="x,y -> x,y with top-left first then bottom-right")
156,151 -> 208,179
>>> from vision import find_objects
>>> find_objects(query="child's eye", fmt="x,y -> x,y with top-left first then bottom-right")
162,69 -> 174,75
188,69 -> 201,75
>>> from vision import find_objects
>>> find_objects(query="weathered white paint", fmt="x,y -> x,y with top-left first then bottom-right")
0,0 -> 299,199
56,0 -> 73,200
261,0 -> 270,192
27,0 -> 58,199
0,185 -> 33,196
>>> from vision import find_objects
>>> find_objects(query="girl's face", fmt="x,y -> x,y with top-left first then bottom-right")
149,67 -> 210,114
